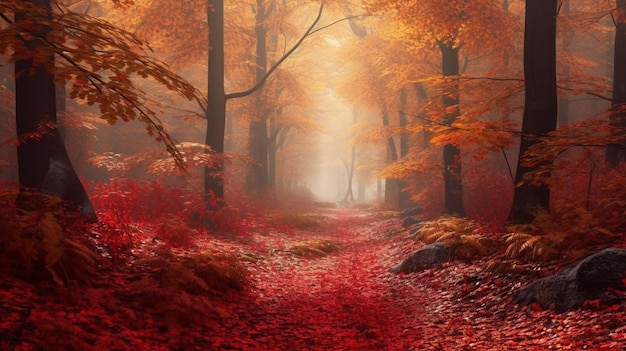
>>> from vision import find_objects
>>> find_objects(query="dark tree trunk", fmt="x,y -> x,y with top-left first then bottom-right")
414,82 -> 430,149
606,0 -> 626,166
558,0 -> 570,126
268,116 -> 277,189
509,0 -> 558,223
381,102 -> 400,208
398,88 -> 411,208
205,1 -> 322,202
205,0 -> 227,202
267,18 -> 282,190
439,43 -> 464,216
15,0 -> 95,220
268,107 -> 288,190
246,0 -> 270,193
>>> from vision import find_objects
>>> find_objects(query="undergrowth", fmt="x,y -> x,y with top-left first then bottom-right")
125,247 -> 247,325
411,215 -> 497,261
0,186 -> 99,286
287,239 -> 343,258
88,179 -> 270,261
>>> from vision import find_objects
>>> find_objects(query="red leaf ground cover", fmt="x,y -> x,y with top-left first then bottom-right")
2,208 -> 626,350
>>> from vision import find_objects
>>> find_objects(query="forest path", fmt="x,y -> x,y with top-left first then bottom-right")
202,207 -> 480,350
203,207 -> 626,350
222,208 -> 410,350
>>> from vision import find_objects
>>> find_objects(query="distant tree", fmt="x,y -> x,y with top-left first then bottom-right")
342,107 -> 358,203
207,0 -> 324,201
366,0 -> 517,216
508,0 -> 558,223
606,0 -> 626,166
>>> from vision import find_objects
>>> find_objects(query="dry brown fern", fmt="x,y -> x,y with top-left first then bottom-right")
126,248 -> 247,324
411,216 -> 495,260
287,239 -> 343,258
0,189 -> 99,286
267,212 -> 323,230
411,215 -> 478,243
503,232 -> 558,261
156,216 -> 199,247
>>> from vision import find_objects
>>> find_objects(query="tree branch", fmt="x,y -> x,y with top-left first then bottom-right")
226,3 -> 324,101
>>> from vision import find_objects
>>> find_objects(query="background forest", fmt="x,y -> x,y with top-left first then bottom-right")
1,0 -> 626,350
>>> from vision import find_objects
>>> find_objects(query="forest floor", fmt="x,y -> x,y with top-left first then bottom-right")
2,207 -> 626,350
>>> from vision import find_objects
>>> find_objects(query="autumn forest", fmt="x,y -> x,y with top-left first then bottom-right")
2,0 -> 626,350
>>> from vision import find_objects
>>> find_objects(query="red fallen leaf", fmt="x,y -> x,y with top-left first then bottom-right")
531,302 -> 543,312
607,287 -> 624,296
583,299 -> 601,309
605,304 -> 621,312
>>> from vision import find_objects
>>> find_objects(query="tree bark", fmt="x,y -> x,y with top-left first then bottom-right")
439,43 -> 464,216
381,101 -> 400,208
606,0 -> 626,166
15,0 -> 95,220
205,0 -> 227,203
343,107 -> 358,203
509,0 -> 558,223
398,88 -> 411,209
246,0 -> 270,193
557,0 -> 570,127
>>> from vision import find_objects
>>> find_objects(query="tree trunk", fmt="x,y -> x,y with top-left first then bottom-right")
205,1 -> 323,202
343,107 -> 359,203
246,0 -> 270,193
509,0 -> 558,223
205,0 -> 227,202
268,116 -> 277,189
15,0 -> 95,220
606,0 -> 626,166
381,102 -> 400,208
557,0 -> 570,126
398,88 -> 411,208
439,43 -> 464,216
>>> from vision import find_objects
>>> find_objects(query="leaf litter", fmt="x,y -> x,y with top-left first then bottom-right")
1,208 -> 625,350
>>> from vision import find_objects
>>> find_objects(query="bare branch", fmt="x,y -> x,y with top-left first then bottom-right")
226,3 -> 324,100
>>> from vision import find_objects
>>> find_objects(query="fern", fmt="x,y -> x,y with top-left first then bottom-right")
0,188 -> 99,285
156,216 -> 198,247
287,239 -> 343,258
126,248 -> 247,324
411,216 -> 495,260
503,232 -> 557,261
267,212 -> 323,230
